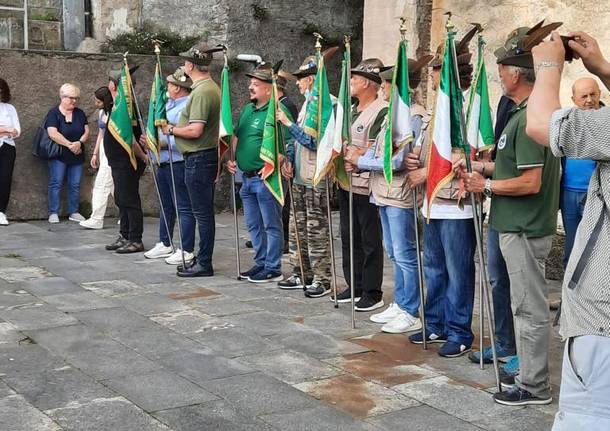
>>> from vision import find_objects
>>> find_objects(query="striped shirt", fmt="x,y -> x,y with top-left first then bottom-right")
549,106 -> 610,340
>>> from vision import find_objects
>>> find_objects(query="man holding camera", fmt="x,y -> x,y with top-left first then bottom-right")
460,24 -> 561,406
527,30 -> 610,430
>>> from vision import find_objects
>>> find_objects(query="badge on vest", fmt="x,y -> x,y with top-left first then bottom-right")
497,134 -> 507,150
356,124 -> 365,133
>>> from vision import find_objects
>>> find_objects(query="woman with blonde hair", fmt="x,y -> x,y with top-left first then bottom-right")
45,83 -> 89,223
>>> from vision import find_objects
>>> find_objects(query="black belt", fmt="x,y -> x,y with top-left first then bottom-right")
242,170 -> 261,178
159,161 -> 185,167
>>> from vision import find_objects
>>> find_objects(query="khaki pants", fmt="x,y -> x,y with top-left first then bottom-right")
499,232 -> 553,398
89,148 -> 114,222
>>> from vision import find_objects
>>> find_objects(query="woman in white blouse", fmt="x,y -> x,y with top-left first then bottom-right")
0,78 -> 20,226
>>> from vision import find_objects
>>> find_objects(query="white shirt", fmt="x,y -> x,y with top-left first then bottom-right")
0,103 -> 20,149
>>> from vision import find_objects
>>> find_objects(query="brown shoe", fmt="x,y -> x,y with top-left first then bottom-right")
116,241 -> 144,254
105,236 -> 127,251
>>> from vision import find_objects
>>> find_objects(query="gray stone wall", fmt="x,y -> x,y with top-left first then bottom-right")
0,49 -> 182,220
0,0 -> 64,49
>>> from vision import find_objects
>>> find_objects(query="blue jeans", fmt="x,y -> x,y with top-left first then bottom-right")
184,149 -> 217,267
379,206 -> 420,317
488,227 -> 516,355
560,189 -> 587,268
47,159 -> 82,215
423,218 -> 476,346
240,175 -> 283,271
157,162 -> 195,252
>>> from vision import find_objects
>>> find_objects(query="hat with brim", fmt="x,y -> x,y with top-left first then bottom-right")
166,67 -> 193,89
495,20 -> 562,69
379,66 -> 394,82
291,55 -> 317,79
179,43 -> 224,66
245,66 -> 273,84
351,58 -> 384,85
108,65 -> 140,84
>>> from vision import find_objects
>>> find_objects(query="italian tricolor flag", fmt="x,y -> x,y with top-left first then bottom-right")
218,63 -> 233,179
313,51 -> 348,189
259,78 -> 284,205
425,32 -> 466,213
466,38 -> 494,156
383,40 -> 413,184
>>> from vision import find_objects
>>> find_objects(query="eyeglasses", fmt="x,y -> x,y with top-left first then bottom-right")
62,96 -> 80,101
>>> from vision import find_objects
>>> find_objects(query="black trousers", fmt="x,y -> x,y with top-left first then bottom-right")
338,188 -> 384,301
112,165 -> 143,242
0,144 -> 16,213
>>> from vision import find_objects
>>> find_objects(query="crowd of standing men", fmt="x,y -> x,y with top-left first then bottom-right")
1,16 -> 609,430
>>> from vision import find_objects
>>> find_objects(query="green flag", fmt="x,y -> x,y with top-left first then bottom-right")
259,79 -> 284,205
383,39 -> 413,184
218,63 -> 233,177
466,37 -> 494,155
328,51 -> 350,190
108,61 -> 137,170
146,60 -> 167,163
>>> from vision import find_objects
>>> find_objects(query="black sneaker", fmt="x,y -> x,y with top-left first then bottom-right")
115,241 -> 144,254
355,297 -> 385,312
240,265 -> 264,280
330,289 -> 361,303
409,332 -> 447,345
278,275 -> 310,290
248,269 -> 283,283
500,368 -> 516,389
493,386 -> 552,406
304,281 -> 331,298
105,236 -> 127,251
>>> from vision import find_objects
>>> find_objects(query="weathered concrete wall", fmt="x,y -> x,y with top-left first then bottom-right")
364,0 -> 610,109
0,49 -> 183,220
0,0 -> 63,50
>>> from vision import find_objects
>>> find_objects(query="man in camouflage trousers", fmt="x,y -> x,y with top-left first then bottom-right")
277,55 -> 332,298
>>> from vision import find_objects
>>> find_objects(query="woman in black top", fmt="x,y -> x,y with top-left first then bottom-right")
45,83 -> 89,223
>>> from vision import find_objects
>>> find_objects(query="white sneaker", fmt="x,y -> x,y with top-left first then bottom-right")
0,212 -> 8,226
144,242 -> 173,259
68,213 -> 86,222
79,218 -> 103,230
381,311 -> 423,334
48,214 -> 59,224
165,249 -> 195,265
370,302 -> 402,324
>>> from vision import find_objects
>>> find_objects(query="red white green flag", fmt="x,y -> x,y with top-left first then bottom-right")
425,32 -> 466,214
466,38 -> 494,156
218,63 -> 233,179
383,39 -> 413,184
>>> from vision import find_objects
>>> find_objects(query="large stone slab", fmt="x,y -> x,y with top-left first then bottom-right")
42,291 -> 117,312
0,345 -> 67,377
3,366 -> 114,411
294,375 -> 419,418
109,327 -> 203,359
153,400 -> 276,431
150,309 -> 231,335
238,350 -> 343,385
80,280 -> 149,298
0,266 -> 53,283
368,405 -> 483,431
72,307 -> 158,334
269,327 -> 370,359
189,296 -> 263,317
115,292 -> 192,316
393,375 -> 520,423
0,302 -> 78,330
260,404 -> 379,431
102,369 -> 218,413
21,277 -> 83,297
473,406 -> 556,431
156,348 -> 253,384
0,394 -> 61,431
201,373 -> 318,416
192,327 -> 280,358
46,396 -> 171,431
229,311 -> 310,337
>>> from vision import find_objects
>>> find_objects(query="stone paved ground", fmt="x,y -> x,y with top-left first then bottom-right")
0,214 -> 563,430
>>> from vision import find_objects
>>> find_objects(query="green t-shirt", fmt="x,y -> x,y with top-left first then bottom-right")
175,78 -> 221,154
234,100 -> 292,172
490,99 -> 560,238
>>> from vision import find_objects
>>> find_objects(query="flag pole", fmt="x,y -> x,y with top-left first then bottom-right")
125,52 -> 174,254
344,36 -> 356,329
221,47 -> 242,280
312,33 -> 339,309
155,42 -> 186,269
399,19 -> 428,351
446,14 -> 501,392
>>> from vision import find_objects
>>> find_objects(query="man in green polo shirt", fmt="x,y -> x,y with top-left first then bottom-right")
460,23 -> 560,407
161,43 -> 221,278
227,65 -> 293,283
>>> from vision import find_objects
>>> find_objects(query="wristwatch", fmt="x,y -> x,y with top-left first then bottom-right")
168,126 -> 174,135
483,178 -> 493,198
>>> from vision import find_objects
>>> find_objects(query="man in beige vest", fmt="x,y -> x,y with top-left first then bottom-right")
334,58 -> 388,311
277,55 -> 332,297
344,55 -> 432,331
